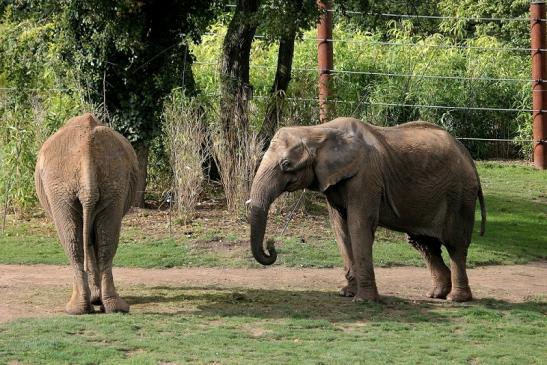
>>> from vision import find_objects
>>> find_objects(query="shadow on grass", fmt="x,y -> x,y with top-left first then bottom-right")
123,286 -> 547,324
471,297 -> 546,312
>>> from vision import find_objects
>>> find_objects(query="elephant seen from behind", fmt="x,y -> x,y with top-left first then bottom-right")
247,117 -> 486,302
35,113 -> 138,314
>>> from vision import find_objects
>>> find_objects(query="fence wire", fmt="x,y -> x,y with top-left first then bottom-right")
250,95 -> 536,113
203,32 -> 537,52
193,61 -> 534,84
331,10 -> 532,23
224,4 -> 533,23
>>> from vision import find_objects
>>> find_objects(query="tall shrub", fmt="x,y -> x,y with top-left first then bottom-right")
163,93 -> 209,224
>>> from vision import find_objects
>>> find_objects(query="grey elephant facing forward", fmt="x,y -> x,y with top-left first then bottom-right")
35,113 -> 138,314
248,117 -> 486,302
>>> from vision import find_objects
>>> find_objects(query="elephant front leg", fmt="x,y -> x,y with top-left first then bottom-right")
327,203 -> 356,297
341,269 -> 357,297
348,213 -> 380,302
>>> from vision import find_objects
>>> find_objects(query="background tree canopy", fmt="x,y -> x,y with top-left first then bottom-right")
0,0 -> 536,215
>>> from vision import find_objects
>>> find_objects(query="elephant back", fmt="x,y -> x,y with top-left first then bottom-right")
36,113 -> 138,212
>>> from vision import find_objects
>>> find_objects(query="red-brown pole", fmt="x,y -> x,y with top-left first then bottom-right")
317,1 -> 333,123
531,1 -> 547,169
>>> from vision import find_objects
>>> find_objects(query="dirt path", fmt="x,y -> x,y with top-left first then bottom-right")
1,262 -> 546,323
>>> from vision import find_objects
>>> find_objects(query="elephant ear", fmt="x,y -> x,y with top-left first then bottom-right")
312,128 -> 363,192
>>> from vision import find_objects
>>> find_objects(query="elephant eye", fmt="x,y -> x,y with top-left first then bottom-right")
280,159 -> 291,171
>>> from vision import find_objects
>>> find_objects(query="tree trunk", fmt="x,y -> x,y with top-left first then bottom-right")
217,0 -> 261,211
200,120 -> 221,182
219,0 -> 260,151
133,143 -> 149,208
259,28 -> 297,148
180,44 -> 220,181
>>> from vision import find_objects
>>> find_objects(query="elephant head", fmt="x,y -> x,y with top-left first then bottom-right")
248,124 -> 364,265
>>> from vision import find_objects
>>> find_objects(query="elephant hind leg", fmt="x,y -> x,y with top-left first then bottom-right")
94,204 -> 129,313
445,243 -> 472,302
50,199 -> 93,315
86,240 -> 102,306
443,209 -> 474,302
408,235 -> 451,299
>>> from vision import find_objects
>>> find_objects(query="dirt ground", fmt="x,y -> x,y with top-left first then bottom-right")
1,262 -> 546,323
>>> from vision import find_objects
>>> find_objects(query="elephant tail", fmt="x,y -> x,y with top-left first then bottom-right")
82,203 -> 93,272
478,185 -> 486,236
79,154 -> 99,273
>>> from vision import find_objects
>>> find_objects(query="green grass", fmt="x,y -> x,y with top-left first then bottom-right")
468,162 -> 547,265
1,287 -> 545,364
0,162 -> 545,268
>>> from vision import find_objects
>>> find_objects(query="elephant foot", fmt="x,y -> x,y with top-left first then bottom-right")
339,284 -> 357,297
65,300 -> 93,315
352,288 -> 380,303
426,284 -> 451,299
102,296 -> 130,313
447,287 -> 473,302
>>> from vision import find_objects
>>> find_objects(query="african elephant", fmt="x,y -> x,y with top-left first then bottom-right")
248,117 -> 486,302
35,113 -> 138,314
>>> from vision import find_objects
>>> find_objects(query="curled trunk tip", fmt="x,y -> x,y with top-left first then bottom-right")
249,205 -> 278,265
253,239 -> 277,266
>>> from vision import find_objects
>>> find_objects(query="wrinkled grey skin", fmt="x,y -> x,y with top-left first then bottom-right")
248,117 -> 486,302
35,113 -> 138,314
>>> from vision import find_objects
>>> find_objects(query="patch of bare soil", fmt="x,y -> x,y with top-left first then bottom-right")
120,192 -> 332,242
1,262 -> 545,323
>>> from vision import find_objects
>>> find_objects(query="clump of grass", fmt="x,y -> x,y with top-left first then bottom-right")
163,93 -> 209,224
212,99 -> 264,217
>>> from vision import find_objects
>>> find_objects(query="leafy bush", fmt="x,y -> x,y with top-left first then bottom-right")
163,92 -> 209,223
0,13 -> 94,216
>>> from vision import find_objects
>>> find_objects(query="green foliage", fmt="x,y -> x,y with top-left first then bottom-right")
438,0 -> 529,47
0,292 -> 545,364
57,0 -> 221,144
336,0 -> 442,36
0,1 -> 540,215
256,0 -> 320,41
0,8 -> 88,213
0,0 -> 221,212
192,18 -> 533,158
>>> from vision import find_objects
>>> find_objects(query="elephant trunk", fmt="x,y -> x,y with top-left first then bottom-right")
248,167 -> 283,265
249,205 -> 277,265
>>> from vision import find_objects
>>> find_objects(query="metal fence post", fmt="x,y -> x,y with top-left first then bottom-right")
317,0 -> 333,123
531,1 -> 547,169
